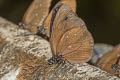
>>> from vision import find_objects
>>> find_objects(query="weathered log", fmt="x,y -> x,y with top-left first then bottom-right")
0,17 -> 119,80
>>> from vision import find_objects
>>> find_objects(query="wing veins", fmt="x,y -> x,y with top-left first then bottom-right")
56,26 -> 78,55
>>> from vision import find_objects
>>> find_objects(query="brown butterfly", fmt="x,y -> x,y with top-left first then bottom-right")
19,0 -> 76,36
97,45 -> 120,77
47,2 -> 94,64
19,0 -> 52,34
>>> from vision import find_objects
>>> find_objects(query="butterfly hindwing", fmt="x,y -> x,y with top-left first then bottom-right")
57,25 -> 94,63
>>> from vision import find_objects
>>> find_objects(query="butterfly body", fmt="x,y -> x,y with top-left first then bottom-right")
48,55 -> 65,65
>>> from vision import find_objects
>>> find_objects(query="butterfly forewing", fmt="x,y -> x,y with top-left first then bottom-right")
50,4 -> 94,63
44,1 -> 77,37
61,0 -> 76,12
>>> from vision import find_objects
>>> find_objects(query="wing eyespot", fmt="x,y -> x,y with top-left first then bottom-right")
64,16 -> 68,21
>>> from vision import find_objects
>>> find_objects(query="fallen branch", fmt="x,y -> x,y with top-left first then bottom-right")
0,17 -> 119,80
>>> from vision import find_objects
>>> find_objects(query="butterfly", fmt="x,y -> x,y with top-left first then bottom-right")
97,45 -> 120,77
47,2 -> 94,65
90,43 -> 113,65
19,0 -> 76,37
19,0 -> 52,34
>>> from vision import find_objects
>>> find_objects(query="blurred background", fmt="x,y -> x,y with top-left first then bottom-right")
0,0 -> 120,45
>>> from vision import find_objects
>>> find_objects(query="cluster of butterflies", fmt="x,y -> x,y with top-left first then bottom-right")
19,0 -> 120,78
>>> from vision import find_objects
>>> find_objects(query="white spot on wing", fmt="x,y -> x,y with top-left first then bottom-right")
74,34 -> 77,36
66,36 -> 69,39
35,13 -> 38,17
68,45 -> 72,48
81,23 -> 84,26
39,4 -> 42,7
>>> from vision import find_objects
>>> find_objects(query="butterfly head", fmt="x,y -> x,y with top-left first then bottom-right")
48,55 -> 65,65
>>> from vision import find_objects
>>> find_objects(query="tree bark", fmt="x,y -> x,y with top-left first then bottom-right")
0,17 -> 119,80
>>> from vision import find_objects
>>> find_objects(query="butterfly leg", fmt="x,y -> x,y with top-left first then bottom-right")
37,26 -> 49,40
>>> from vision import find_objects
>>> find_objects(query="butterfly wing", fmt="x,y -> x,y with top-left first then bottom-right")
56,21 -> 94,63
61,0 -> 76,12
50,4 -> 94,63
44,0 -> 76,37
21,0 -> 52,34
58,28 -> 93,63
